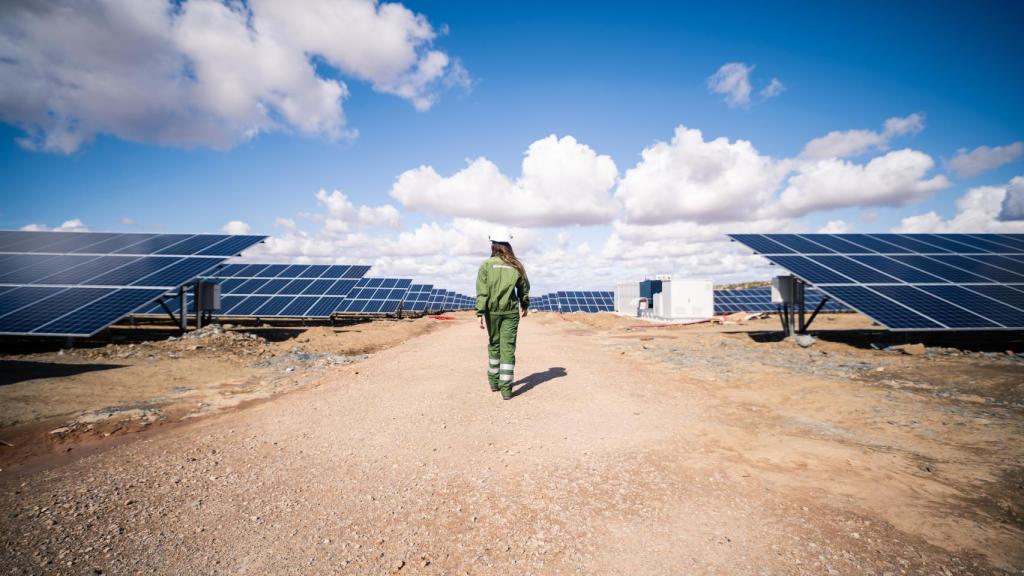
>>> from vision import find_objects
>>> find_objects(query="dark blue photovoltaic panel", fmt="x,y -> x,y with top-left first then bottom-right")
235,278 -> 269,293
0,255 -> 96,284
316,265 -> 347,279
968,285 -> 1024,309
823,286 -> 942,329
799,234 -> 874,254
809,256 -> 899,284
0,286 -> 65,316
302,279 -> 335,296
217,263 -> 248,277
326,279 -> 358,296
135,257 -> 221,287
155,235 -> 230,256
842,234 -> 912,253
868,234 -> 949,254
729,234 -> 794,254
113,234 -> 192,255
929,255 -> 1024,283
196,235 -> 265,256
769,256 -> 853,284
218,296 -> 246,315
253,278 -> 289,295
229,296 -> 269,316
68,234 -> 156,254
279,296 -> 318,317
306,296 -> 344,317
871,285 -> 997,328
939,234 -> 1010,253
87,257 -> 179,286
729,233 -> 1024,331
35,256 -> 129,285
299,265 -> 330,278
889,256 -> 988,283
235,264 -> 269,277
34,289 -> 165,336
253,297 -> 291,317
768,235 -> 835,253
914,234 -> 987,254
281,279 -> 314,294
994,235 -> 1024,249
919,286 -> 1024,328
0,230 -> 266,337
848,255 -> 946,283
348,265 -> 371,278
335,277 -> 411,314
0,288 -> 113,334
280,265 -> 310,277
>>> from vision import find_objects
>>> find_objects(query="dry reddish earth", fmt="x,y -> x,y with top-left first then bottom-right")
0,312 -> 1021,575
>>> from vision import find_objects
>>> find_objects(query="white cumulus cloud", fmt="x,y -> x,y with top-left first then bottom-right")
818,220 -> 854,233
947,142 -> 1023,178
315,189 -> 401,233
221,220 -> 252,235
998,176 -> 1024,221
760,78 -> 785,99
390,135 -> 618,227
615,126 -> 787,224
20,219 -> 89,232
707,62 -> 754,108
894,176 -> 1024,233
778,149 -> 949,217
800,113 -> 924,160
0,0 -> 466,153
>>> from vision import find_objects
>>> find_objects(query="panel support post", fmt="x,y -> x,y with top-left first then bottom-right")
179,285 -> 188,332
194,282 -> 203,330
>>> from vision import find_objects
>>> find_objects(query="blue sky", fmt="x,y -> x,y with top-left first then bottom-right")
1,0 -> 1022,292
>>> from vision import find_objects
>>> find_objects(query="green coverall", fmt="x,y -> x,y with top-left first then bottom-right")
475,256 -> 530,399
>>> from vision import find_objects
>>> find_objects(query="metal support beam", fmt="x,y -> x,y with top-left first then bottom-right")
178,285 -> 188,332
158,298 -> 178,326
803,296 -> 829,333
194,282 -> 203,330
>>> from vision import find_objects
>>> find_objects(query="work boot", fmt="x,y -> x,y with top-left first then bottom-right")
490,383 -> 499,392
500,390 -> 512,400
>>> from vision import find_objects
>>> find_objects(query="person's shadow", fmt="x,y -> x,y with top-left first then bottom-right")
513,367 -> 567,397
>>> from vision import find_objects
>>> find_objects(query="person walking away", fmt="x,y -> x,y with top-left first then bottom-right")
475,229 -> 530,400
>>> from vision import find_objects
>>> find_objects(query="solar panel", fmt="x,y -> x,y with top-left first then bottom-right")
552,290 -> 614,313
401,284 -> 434,312
335,278 -> 412,315
136,263 -> 369,318
0,230 -> 265,336
713,287 -> 851,314
730,233 -> 1024,331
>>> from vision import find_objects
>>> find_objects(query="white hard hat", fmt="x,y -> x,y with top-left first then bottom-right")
488,228 -> 513,243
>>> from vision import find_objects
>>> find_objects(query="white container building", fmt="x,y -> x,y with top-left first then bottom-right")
655,279 -> 714,320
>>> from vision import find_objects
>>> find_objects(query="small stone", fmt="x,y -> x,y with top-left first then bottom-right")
794,334 -> 816,348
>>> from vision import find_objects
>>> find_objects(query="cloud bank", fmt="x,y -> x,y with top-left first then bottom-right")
0,0 -> 466,153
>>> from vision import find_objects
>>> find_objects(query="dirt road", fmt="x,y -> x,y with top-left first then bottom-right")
1,314 -> 1021,575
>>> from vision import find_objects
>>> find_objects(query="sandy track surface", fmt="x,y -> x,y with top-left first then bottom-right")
1,314 -> 1021,575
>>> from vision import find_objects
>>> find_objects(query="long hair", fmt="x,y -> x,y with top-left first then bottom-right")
491,242 -> 528,282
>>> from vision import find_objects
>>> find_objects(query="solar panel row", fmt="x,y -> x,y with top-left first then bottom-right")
713,287 -> 851,314
401,284 -> 434,312
730,233 -> 1024,331
135,264 -> 371,318
335,277 -> 413,315
530,291 -> 614,313
0,230 -> 265,257
0,231 -> 266,337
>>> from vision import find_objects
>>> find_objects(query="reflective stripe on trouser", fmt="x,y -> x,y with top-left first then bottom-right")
485,312 -> 520,396
487,356 -> 500,389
